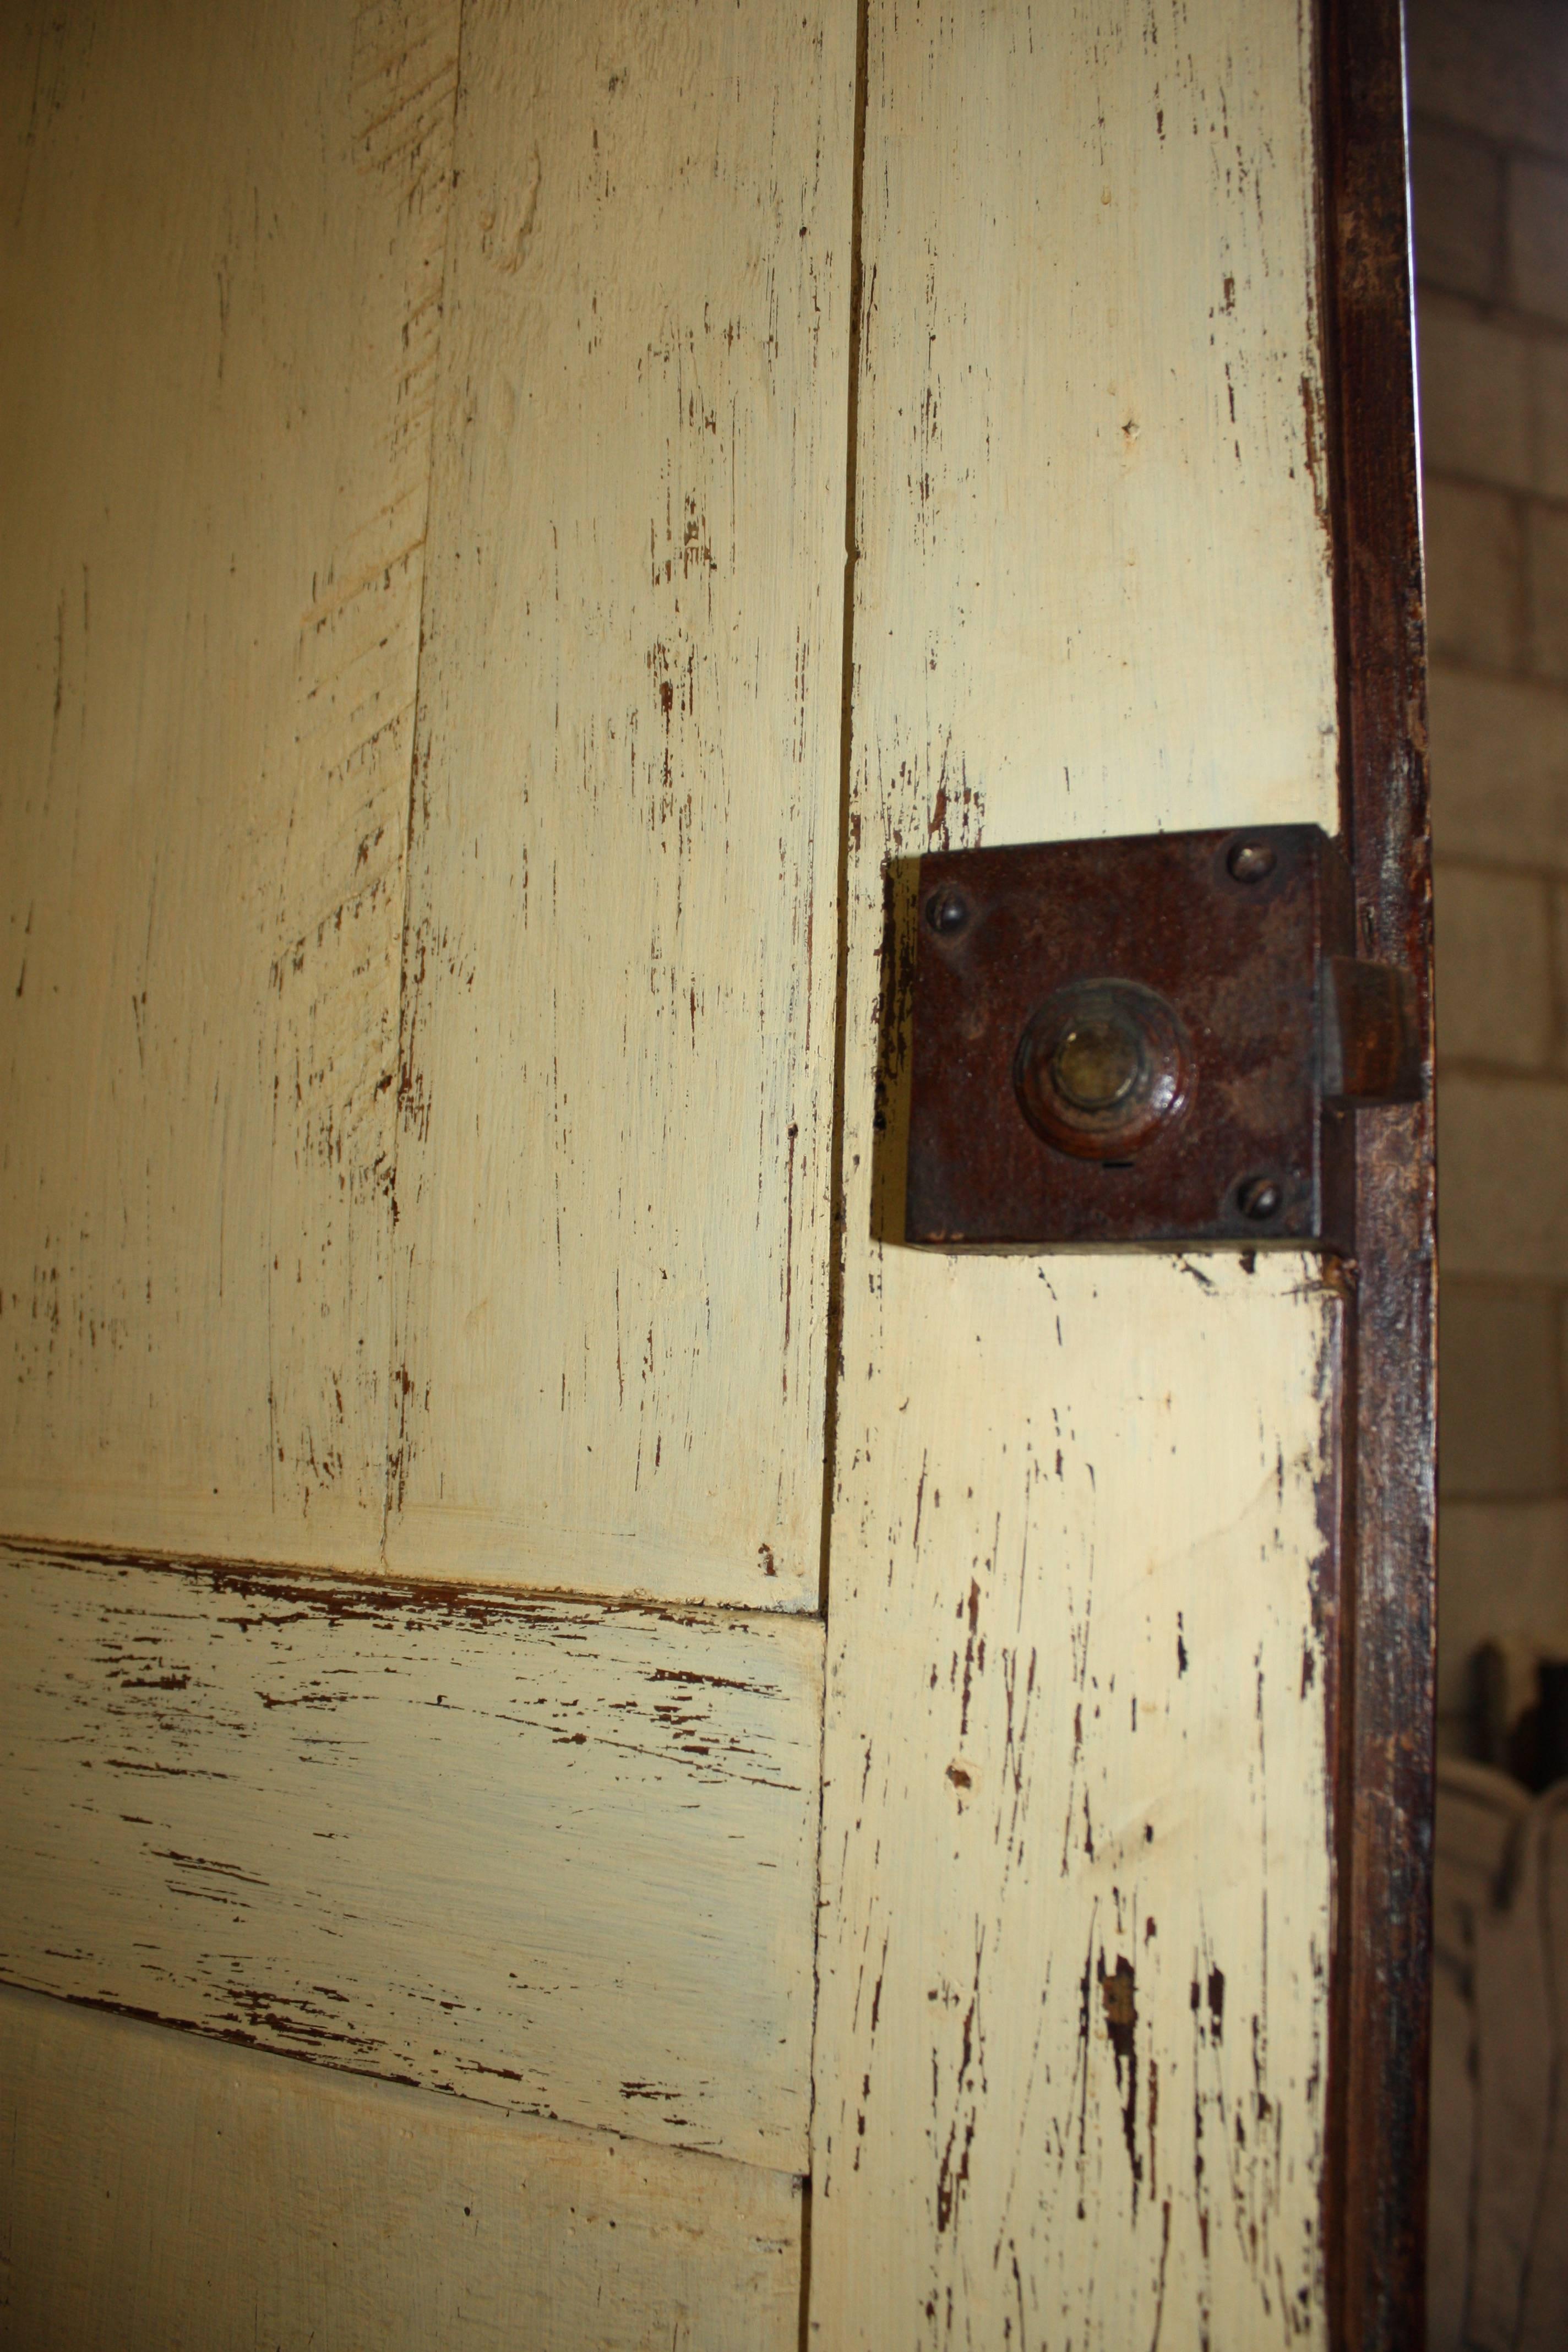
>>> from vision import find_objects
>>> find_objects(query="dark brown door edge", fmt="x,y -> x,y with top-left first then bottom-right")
1317,1 -> 1437,2345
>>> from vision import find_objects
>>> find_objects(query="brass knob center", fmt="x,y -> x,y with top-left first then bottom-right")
1014,979 -> 1193,1161
1050,1015 -> 1143,1111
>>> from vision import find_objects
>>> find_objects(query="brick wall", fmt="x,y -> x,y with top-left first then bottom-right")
1408,0 -> 1568,1745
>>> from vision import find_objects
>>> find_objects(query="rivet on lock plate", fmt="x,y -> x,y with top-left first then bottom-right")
903,825 -> 1422,1253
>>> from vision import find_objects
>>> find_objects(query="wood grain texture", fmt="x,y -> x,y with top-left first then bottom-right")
0,1545 -> 821,2170
385,0 -> 855,1608
0,0 -> 458,1566
810,3 -> 1342,2343
1320,2 -> 1436,2342
0,1986 -> 804,2350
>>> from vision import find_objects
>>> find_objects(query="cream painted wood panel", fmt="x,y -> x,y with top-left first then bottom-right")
1,4 -> 1357,2342
0,1 -> 457,1566
0,1545 -> 821,2169
810,4 -> 1341,2345
0,1987 -> 804,2350
386,0 -> 854,1608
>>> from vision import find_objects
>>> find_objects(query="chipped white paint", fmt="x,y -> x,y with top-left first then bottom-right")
2,0 -> 1354,2340
0,1985 -> 805,2350
809,4 -> 1340,2346
386,0 -> 856,1608
0,1 -> 459,1567
812,1264 -> 1340,2345
0,1545 -> 822,2170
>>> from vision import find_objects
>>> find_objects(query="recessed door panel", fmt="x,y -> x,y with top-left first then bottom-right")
0,0 -> 459,1566
386,0 -> 856,1609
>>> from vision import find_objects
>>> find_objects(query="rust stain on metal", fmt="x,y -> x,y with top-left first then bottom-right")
902,823 -> 1423,1251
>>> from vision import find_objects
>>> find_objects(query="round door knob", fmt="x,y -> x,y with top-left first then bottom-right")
1014,979 -> 1193,1161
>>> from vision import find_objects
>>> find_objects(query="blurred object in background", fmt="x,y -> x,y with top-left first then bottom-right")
1472,1636 -> 1568,1789
1409,0 -> 1568,2339
1429,1760 -> 1568,2350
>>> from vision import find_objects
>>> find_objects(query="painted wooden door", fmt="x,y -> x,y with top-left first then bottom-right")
0,3 -> 1431,2348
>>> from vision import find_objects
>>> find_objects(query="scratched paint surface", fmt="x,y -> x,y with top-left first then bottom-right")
814,1263 -> 1340,2345
0,1544 -> 823,2170
1,0 -> 1348,2337
1,1986 -> 805,2350
810,3 -> 1340,2344
386,0 -> 855,1608
0,2 -> 459,1565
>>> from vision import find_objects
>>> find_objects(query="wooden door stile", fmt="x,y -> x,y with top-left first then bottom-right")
810,3 -> 1351,2342
1319,0 -> 1437,2342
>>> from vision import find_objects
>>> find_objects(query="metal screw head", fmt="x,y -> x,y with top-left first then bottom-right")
925,887 -> 970,937
1226,839 -> 1278,885
1237,1174 -> 1284,1221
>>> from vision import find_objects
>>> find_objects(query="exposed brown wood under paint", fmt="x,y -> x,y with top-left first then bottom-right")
810,0 -> 1346,2336
0,1527 -> 806,1636
1319,0 -> 1437,2344
0,1542 -> 823,2171
0,1985 -> 805,2351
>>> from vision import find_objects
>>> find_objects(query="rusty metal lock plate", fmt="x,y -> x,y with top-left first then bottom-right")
905,823 -> 1412,1251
